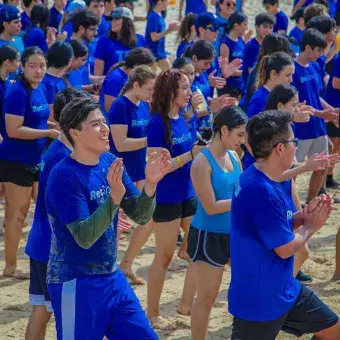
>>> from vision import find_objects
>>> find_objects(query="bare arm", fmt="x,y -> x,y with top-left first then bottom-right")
105,95 -> 116,112
291,0 -> 307,17
150,29 -> 170,42
110,124 -> 147,152
332,77 -> 340,90
94,59 -> 104,77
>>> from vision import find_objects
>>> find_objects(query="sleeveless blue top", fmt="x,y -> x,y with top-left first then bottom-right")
191,148 -> 241,234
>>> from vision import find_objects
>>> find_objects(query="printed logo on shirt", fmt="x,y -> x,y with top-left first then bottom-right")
90,185 -> 111,203
287,210 -> 293,221
234,179 -> 241,197
132,119 -> 149,127
300,73 -> 318,83
33,104 -> 49,112
173,132 -> 192,145
116,50 -> 130,62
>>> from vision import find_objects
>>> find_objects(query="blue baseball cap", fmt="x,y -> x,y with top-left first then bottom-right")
66,0 -> 86,14
194,12 -> 226,28
0,5 -> 20,24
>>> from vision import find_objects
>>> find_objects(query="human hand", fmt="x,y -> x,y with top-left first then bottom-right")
46,129 -> 60,139
219,57 -> 242,79
208,95 -> 237,113
107,158 -> 126,205
145,149 -> 172,185
191,91 -> 205,110
208,70 -> 226,89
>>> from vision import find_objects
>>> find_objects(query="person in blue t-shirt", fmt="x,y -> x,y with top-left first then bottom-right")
21,0 -> 38,33
67,38 -> 89,89
219,12 -> 248,98
243,12 -> 274,83
0,47 -> 59,280
263,0 -> 289,33
97,0 -> 115,37
325,53 -> 340,193
0,45 -> 19,139
49,0 -> 67,31
146,69 -> 205,328
289,8 -> 305,49
24,4 -> 56,53
230,109 -> 340,339
109,66 -> 156,285
42,42 -> 74,117
25,87 -> 88,340
292,29 -> 339,203
145,0 -> 179,71
178,0 -> 207,21
94,7 -> 146,76
178,106 -> 247,338
100,47 -> 154,114
214,0 -> 235,47
46,96 -> 170,340
0,5 -> 24,80
176,13 -> 196,58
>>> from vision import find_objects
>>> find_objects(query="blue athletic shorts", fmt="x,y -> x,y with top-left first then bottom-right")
48,269 -> 158,340
29,258 -> 53,312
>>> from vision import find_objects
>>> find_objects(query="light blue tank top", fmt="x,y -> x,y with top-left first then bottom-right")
191,148 -> 241,234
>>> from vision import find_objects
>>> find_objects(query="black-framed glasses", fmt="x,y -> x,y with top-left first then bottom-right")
204,25 -> 219,32
274,138 -> 299,148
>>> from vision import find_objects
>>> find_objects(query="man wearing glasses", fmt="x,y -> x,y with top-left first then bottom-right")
229,110 -> 340,340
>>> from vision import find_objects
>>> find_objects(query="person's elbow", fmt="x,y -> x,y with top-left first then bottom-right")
112,139 -> 125,152
274,243 -> 294,259
6,125 -> 19,138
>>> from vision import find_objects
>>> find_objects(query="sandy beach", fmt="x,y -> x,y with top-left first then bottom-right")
0,1 -> 339,339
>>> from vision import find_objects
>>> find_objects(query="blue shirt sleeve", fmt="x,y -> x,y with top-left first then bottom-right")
247,96 -> 265,118
276,12 -> 289,32
25,28 -> 48,53
147,13 -> 161,34
243,41 -> 257,71
147,116 -> 165,147
94,36 -> 106,61
108,98 -> 128,125
4,86 -> 26,116
44,81 -> 57,105
250,185 -> 295,250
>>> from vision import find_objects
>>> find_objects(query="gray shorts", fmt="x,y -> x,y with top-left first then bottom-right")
295,135 -> 328,163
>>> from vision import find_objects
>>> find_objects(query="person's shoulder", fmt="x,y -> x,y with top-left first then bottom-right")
6,80 -> 26,96
100,152 -> 116,165
136,33 -> 145,42
148,113 -> 163,127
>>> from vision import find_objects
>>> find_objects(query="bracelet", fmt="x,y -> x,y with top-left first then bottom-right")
190,149 -> 194,160
175,156 -> 183,167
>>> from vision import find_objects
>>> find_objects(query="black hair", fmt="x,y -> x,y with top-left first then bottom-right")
59,97 -> 100,146
0,45 -> 19,67
108,47 -> 154,73
53,88 -> 89,122
172,57 -> 193,69
69,39 -> 88,58
306,15 -> 336,35
300,28 -> 327,51
315,0 -> 329,8
265,84 -> 298,110
184,40 -> 216,61
262,0 -> 279,5
23,0 -> 35,8
177,13 -> 197,43
303,3 -> 328,26
226,12 -> 247,34
293,7 -> 304,23
247,110 -> 293,159
257,51 -> 293,88
29,4 -> 50,35
255,12 -> 275,27
85,0 -> 104,5
256,33 -> 291,63
213,105 -> 248,135
47,42 -> 74,69
18,46 -> 46,96
71,9 -> 100,32
108,16 -> 137,48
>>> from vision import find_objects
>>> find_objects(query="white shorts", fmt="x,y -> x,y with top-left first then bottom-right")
295,135 -> 328,163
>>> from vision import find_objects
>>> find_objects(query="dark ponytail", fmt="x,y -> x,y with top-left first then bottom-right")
213,105 -> 248,134
225,12 -> 248,34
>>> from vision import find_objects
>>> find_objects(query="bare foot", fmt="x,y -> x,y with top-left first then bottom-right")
3,267 -> 30,280
149,316 -> 176,330
120,264 -> 145,285
176,306 -> 191,316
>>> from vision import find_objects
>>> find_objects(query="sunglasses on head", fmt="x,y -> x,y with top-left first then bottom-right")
204,25 -> 219,32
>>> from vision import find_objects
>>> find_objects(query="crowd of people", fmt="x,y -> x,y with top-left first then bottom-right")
0,0 -> 340,339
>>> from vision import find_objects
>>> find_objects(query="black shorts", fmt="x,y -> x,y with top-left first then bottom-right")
0,159 -> 40,187
29,258 -> 52,312
327,122 -> 340,138
217,85 -> 242,99
187,225 -> 230,267
231,284 -> 339,340
153,196 -> 197,223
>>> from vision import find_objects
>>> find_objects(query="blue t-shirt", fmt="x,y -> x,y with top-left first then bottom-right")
176,40 -> 193,58
94,34 -> 146,75
185,0 -> 206,15
0,37 -> 24,80
0,79 -> 11,136
24,26 -> 48,53
78,40 -> 91,86
221,36 -> 244,91
147,113 -> 195,204
0,80 -> 49,164
242,37 -> 260,84
49,6 -> 63,31
46,152 -> 139,284
66,69 -> 83,90
289,26 -> 304,48
97,15 -> 111,37
25,139 -> 71,263
325,53 -> 340,108
20,11 -> 31,32
42,73 -> 68,105
99,67 -> 128,115
292,60 -> 326,139
273,10 -> 289,33
145,11 -> 166,59
329,0 -> 336,18
62,20 -> 73,41
247,86 -> 270,118
108,96 -> 150,182
186,110 -> 199,143
229,165 -> 301,321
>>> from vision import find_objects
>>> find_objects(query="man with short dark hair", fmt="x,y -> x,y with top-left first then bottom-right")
229,110 -> 340,340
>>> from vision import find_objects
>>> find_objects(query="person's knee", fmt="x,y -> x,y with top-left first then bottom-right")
196,292 -> 217,310
315,320 -> 340,340
155,251 -> 174,269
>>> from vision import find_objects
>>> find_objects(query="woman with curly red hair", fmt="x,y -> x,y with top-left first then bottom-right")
146,69 -> 204,328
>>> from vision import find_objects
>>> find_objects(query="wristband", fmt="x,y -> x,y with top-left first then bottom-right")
176,156 -> 183,167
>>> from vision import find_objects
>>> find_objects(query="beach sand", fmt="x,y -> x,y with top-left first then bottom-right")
1,1 -> 339,339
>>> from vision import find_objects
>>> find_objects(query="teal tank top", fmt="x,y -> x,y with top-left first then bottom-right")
191,148 -> 241,234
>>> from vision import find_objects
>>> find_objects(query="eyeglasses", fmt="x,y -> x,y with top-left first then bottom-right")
87,27 -> 98,32
204,25 -> 219,32
274,138 -> 299,148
